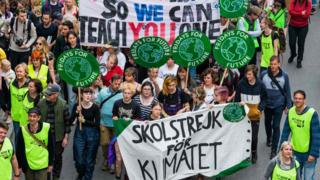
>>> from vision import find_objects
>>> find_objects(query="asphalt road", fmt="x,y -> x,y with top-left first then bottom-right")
2,12 -> 320,180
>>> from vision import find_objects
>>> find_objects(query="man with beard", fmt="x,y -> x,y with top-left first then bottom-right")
36,11 -> 58,50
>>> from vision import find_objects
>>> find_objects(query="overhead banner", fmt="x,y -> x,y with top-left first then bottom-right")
114,103 -> 252,180
79,0 -> 220,47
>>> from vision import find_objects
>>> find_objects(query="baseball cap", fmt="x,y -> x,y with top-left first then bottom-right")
28,107 -> 41,115
44,84 -> 61,96
104,40 -> 119,49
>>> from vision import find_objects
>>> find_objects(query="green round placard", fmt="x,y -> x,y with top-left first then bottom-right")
56,49 -> 99,87
213,30 -> 255,69
219,0 -> 248,18
171,31 -> 211,67
130,36 -> 170,68
223,103 -> 246,122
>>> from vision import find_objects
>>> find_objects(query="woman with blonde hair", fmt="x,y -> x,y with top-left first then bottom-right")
158,75 -> 190,117
10,63 -> 29,138
264,141 -> 300,180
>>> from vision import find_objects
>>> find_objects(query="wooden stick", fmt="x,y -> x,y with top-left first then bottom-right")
185,67 -> 189,89
78,87 -> 82,130
219,68 -> 228,86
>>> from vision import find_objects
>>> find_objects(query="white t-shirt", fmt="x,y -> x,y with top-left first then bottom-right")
142,77 -> 164,95
101,51 -> 126,71
158,64 -> 179,79
204,86 -> 215,104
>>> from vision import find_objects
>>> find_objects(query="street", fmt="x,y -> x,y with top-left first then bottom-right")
2,12 -> 320,180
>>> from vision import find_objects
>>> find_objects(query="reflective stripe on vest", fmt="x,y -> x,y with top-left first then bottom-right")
10,82 -> 28,122
261,33 -> 275,68
0,137 -> 13,180
28,64 -> 48,89
272,160 -> 299,180
21,122 -> 50,170
269,9 -> 286,29
20,95 -> 35,126
288,107 -> 315,153
239,17 -> 259,48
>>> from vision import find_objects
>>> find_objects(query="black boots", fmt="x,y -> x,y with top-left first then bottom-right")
288,55 -> 295,63
270,150 -> 276,159
297,59 -> 302,68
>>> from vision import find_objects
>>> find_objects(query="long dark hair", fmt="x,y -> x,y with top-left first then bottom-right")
141,81 -> 154,96
28,79 -> 43,105
176,66 -> 195,87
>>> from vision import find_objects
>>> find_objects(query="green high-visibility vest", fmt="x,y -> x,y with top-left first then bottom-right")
20,94 -> 35,126
267,8 -> 287,29
261,32 -> 275,68
21,122 -> 50,170
28,64 -> 48,89
0,137 -> 13,180
272,160 -> 299,180
288,107 -> 315,153
238,17 -> 259,48
10,81 -> 28,122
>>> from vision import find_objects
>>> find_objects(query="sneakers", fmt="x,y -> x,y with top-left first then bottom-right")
270,150 -> 276,159
109,164 -> 115,174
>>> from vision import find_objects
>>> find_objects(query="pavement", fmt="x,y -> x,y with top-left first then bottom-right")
2,12 -> 320,180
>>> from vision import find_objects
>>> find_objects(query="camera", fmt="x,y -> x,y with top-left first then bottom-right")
15,38 -> 24,46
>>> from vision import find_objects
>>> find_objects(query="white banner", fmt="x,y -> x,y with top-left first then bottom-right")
115,104 -> 252,180
79,0 -> 220,47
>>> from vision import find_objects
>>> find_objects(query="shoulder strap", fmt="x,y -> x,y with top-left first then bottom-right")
269,73 -> 286,98
9,17 -> 15,33
27,20 -> 31,40
100,90 -> 120,109
24,125 -> 47,150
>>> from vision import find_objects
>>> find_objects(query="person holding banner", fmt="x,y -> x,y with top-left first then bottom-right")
280,90 -> 320,180
235,64 -> 267,163
148,102 -> 164,121
112,85 -> 141,179
158,75 -> 190,117
237,5 -> 263,65
191,86 -> 209,111
176,66 -> 197,96
264,141 -> 300,180
72,87 -> 100,180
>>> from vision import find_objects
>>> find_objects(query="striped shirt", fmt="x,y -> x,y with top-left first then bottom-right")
133,96 -> 158,120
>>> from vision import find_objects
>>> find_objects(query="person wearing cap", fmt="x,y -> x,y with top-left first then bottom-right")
37,83 -> 71,180
16,107 -> 54,180
237,5 -> 262,65
0,121 -> 20,180
102,40 -> 126,71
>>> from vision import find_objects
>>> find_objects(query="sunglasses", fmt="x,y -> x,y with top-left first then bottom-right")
36,42 -> 42,45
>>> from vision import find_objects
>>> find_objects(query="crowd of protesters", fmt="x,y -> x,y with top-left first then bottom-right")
0,0 -> 320,180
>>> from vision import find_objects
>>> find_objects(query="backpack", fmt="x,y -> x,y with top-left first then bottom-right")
271,29 -> 286,54
10,17 -> 32,42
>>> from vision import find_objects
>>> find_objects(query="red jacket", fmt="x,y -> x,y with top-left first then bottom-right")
289,0 -> 311,27
104,66 -> 123,87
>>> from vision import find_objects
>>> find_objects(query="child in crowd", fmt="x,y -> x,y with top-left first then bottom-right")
1,59 -> 15,88
120,67 -> 141,95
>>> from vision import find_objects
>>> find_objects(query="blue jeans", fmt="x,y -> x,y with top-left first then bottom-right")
73,126 -> 100,180
12,121 -> 20,147
294,152 -> 317,180
264,106 -> 284,151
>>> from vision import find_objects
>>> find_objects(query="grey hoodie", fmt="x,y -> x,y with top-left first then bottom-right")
264,155 -> 300,180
